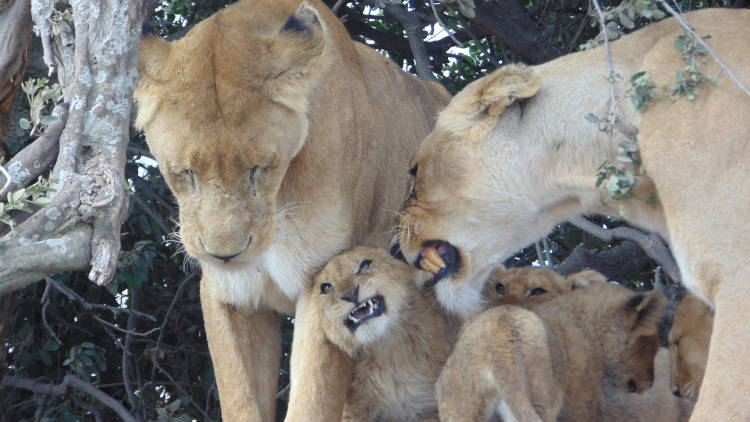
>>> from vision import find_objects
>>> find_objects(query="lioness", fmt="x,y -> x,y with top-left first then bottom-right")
396,9 -> 749,419
134,1 -> 449,420
483,265 -> 606,308
309,247 -> 451,422
669,292 -> 713,400
438,282 -> 672,421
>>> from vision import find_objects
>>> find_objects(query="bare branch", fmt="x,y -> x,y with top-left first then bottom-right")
568,215 -> 682,283
0,103 -> 68,199
428,0 -> 463,47
656,0 -> 750,98
44,276 -> 157,322
384,3 -> 438,82
0,224 -> 92,295
591,0 -> 617,129
2,374 -> 138,422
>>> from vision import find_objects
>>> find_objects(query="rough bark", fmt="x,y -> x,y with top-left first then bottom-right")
0,0 -> 149,295
0,0 -> 32,158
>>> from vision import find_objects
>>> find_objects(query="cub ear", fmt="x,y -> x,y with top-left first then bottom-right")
566,270 -> 608,291
490,264 -> 507,280
474,65 -> 541,117
137,35 -> 171,83
267,2 -> 326,104
622,291 -> 666,334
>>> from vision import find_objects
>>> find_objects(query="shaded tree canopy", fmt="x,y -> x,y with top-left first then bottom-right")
0,0 -> 745,420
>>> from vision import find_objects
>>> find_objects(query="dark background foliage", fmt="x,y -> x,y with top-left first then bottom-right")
1,0 -> 746,420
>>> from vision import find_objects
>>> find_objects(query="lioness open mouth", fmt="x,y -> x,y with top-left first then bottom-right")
344,295 -> 386,333
418,241 -> 460,288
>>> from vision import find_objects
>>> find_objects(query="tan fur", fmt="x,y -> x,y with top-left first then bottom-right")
397,9 -> 749,419
669,293 -> 714,400
134,1 -> 449,420
437,283 -> 678,421
307,247 -> 451,422
483,265 -> 606,308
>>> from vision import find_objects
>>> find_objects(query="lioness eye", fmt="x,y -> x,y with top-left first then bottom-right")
528,287 -> 547,297
320,283 -> 333,295
409,164 -> 418,177
249,165 -> 259,185
356,259 -> 372,274
495,283 -> 505,296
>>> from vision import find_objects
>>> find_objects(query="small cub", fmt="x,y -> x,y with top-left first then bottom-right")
438,282 -> 668,422
311,246 -> 452,422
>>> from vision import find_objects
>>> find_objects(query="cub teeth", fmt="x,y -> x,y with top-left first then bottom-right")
421,246 -> 446,275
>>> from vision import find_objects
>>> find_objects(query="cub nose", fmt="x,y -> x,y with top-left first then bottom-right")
341,285 -> 359,304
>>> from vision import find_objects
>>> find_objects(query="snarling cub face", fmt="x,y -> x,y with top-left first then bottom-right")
484,265 -> 607,308
313,247 -> 418,356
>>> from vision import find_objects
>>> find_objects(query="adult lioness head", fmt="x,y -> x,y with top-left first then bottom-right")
484,265 -> 607,308
312,247 -> 422,356
134,3 -> 326,277
668,293 -> 713,400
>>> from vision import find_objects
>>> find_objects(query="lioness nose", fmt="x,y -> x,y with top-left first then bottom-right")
211,252 -> 241,261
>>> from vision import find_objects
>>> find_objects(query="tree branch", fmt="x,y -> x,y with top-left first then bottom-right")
0,103 -> 68,199
470,0 -> 560,64
2,375 -> 138,422
0,224 -> 92,295
383,3 -> 438,82
568,215 -> 681,283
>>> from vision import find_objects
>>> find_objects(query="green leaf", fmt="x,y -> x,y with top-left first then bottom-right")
44,339 -> 60,351
18,118 -> 31,130
81,342 -> 95,348
630,71 -> 646,82
33,197 -> 52,207
10,189 -> 26,204
584,113 -> 599,123
39,350 -> 52,366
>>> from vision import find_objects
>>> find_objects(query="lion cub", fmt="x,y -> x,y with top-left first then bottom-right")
311,246 -> 452,422
669,293 -> 713,400
438,281 -> 673,422
482,265 -> 606,308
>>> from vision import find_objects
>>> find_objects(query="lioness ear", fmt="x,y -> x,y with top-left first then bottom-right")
622,291 -> 666,334
476,65 -> 541,117
137,35 -> 171,83
267,2 -> 326,105
566,270 -> 608,291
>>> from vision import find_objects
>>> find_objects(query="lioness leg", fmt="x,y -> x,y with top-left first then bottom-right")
690,283 -> 750,421
285,291 -> 353,422
200,278 -> 280,422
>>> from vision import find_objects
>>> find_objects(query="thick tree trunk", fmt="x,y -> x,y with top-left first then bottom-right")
0,0 -> 150,295
0,0 -> 32,159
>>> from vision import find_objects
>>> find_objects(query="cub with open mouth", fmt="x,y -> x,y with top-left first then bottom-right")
311,246 -> 453,422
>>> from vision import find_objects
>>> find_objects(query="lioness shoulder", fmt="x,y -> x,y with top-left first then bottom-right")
310,247 -> 452,422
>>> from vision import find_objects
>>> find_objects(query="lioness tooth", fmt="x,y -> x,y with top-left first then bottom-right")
421,257 -> 441,275
423,247 -> 446,269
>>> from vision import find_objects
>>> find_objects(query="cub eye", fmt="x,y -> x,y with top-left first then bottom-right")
528,287 -> 547,297
628,379 -> 637,393
249,165 -> 259,185
320,283 -> 333,295
356,259 -> 372,274
495,283 -> 505,296
409,164 -> 418,177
